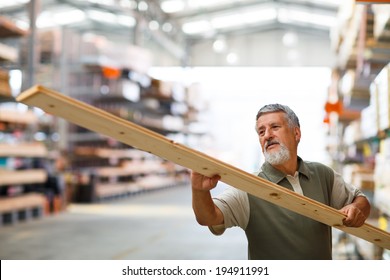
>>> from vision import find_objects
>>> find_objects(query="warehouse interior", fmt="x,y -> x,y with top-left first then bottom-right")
0,0 -> 390,260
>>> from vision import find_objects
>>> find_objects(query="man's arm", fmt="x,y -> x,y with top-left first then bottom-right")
191,171 -> 224,226
340,196 -> 371,227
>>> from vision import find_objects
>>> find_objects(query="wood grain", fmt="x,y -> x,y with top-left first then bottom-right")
16,85 -> 390,250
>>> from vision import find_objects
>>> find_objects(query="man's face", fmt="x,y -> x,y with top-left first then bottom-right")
256,111 -> 301,165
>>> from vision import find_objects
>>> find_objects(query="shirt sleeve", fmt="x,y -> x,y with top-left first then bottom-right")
209,187 -> 250,235
330,170 -> 366,209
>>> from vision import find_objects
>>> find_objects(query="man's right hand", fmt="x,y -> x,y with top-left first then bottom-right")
191,171 -> 221,191
191,171 -> 223,226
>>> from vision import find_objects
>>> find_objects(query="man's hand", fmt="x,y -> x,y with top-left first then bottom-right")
191,171 -> 221,192
340,204 -> 366,227
191,171 -> 223,226
339,196 -> 370,227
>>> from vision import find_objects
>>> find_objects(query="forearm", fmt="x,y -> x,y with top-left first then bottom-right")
192,189 -> 224,226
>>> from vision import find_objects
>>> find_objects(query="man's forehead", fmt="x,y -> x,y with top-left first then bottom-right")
257,111 -> 286,124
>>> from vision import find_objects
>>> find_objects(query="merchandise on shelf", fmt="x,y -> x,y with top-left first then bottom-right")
28,27 -> 203,203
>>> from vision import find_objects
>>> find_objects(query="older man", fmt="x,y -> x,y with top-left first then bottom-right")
191,104 -> 370,260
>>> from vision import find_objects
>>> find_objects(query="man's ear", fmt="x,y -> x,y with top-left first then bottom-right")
295,127 -> 301,143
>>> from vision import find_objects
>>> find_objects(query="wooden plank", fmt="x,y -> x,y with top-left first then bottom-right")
0,169 -> 47,186
0,143 -> 48,158
0,193 -> 46,213
0,16 -> 27,38
0,109 -> 38,124
16,84 -> 390,250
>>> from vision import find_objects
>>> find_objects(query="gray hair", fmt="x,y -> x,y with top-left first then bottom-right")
256,104 -> 300,128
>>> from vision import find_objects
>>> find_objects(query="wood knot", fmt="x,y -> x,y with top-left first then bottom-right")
269,193 -> 280,199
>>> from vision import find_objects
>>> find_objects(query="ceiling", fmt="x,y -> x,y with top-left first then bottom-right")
160,0 -> 340,38
0,1 -> 341,51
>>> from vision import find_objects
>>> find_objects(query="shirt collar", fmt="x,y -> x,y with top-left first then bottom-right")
261,156 -> 310,183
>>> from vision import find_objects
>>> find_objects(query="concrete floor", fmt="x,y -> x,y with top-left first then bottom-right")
0,184 -> 248,260
0,182 -> 367,260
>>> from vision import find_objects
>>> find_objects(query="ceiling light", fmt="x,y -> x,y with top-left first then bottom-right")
119,0 -> 138,9
117,15 -> 136,27
0,0 -> 29,9
161,0 -> 185,13
162,22 -> 173,33
211,8 -> 277,29
183,6 -> 277,34
188,0 -> 230,9
149,20 -> 160,31
182,20 -> 213,35
282,32 -> 298,47
37,9 -> 86,28
226,52 -> 238,64
86,0 -> 115,5
88,10 -> 117,24
55,10 -> 86,25
278,8 -> 335,28
138,1 -> 148,11
213,38 -> 227,53
303,0 -> 340,7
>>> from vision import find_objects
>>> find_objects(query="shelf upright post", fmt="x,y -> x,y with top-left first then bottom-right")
25,0 -> 40,89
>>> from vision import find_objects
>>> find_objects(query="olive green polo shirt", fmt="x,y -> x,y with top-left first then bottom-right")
211,157 -> 365,259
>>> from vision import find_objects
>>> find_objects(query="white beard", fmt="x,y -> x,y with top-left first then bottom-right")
264,143 -> 290,165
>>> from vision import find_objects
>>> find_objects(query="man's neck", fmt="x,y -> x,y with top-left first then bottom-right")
271,157 -> 298,176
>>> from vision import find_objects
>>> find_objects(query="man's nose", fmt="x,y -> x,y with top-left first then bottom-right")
264,128 -> 273,140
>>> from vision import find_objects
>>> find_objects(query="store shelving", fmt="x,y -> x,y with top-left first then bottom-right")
28,27 -> 194,203
327,1 -> 390,259
0,15 -> 58,226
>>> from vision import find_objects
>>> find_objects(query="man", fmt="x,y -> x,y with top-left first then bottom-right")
191,104 -> 370,260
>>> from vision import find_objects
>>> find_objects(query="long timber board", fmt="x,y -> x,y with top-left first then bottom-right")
16,85 -> 390,250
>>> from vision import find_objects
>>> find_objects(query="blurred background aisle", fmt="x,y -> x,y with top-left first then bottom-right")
1,0 -> 390,260
0,184 -> 248,260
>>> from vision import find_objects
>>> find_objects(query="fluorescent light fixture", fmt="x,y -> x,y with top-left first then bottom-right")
88,11 -> 136,27
182,20 -> 213,35
55,10 -> 86,25
282,32 -> 299,47
211,8 -> 277,29
117,15 -> 136,27
138,1 -> 148,11
119,0 -> 138,9
85,0 -> 115,5
149,20 -> 160,31
243,8 -> 278,24
188,0 -> 230,9
213,38 -> 227,53
226,52 -> 238,64
88,9 -> 117,24
278,8 -> 335,28
162,22 -> 173,33
183,6 -> 277,34
161,0 -> 185,13
299,0 -> 340,8
0,0 -> 29,9
37,9 -> 86,28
